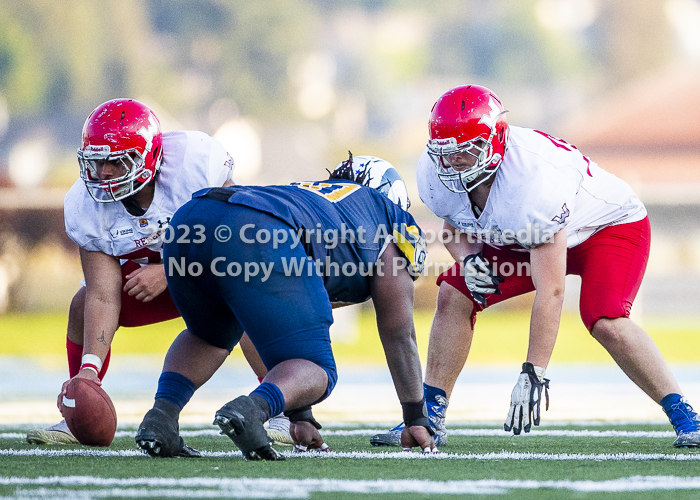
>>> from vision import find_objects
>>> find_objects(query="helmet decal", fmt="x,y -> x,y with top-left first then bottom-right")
478,97 -> 504,130
137,114 -> 159,153
329,151 -> 411,210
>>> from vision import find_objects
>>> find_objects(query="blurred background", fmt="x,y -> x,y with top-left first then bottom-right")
1,0 -> 699,424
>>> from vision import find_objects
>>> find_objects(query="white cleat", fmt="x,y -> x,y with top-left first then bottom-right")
265,413 -> 293,446
26,420 -> 79,445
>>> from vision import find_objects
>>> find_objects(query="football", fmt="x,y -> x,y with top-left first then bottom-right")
60,378 -> 117,447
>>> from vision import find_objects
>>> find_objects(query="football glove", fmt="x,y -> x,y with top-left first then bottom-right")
463,253 -> 503,307
504,362 -> 550,435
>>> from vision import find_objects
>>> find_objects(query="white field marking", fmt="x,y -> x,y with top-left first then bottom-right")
1,428 -> 677,440
322,420 -> 673,428
314,429 -> 678,438
2,448 -> 700,461
1,420 -> 670,431
3,475 -> 700,496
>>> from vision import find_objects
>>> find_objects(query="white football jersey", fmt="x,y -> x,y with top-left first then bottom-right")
417,126 -> 647,249
64,130 -> 234,263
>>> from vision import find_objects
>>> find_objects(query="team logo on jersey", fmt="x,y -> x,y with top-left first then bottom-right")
224,153 -> 234,170
551,203 -> 570,224
139,219 -> 149,228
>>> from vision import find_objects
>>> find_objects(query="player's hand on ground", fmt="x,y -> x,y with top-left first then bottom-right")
57,369 -> 101,411
124,264 -> 168,302
290,421 -> 330,452
504,362 -> 550,435
401,425 -> 438,454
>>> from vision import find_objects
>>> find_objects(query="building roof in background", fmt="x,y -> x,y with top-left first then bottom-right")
559,63 -> 700,200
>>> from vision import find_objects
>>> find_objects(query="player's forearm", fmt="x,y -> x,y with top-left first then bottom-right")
380,332 -> 424,403
444,230 -> 482,263
526,291 -> 564,368
82,295 -> 120,362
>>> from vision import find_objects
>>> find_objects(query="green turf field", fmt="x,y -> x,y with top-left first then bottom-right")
2,422 -> 700,498
3,309 -> 700,364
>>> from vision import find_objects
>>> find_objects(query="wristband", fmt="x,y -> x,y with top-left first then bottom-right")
401,398 -> 434,434
80,354 -> 103,375
285,405 -> 322,429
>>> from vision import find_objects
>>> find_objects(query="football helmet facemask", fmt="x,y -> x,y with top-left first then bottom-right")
329,152 -> 411,210
77,99 -> 163,203
427,85 -> 509,193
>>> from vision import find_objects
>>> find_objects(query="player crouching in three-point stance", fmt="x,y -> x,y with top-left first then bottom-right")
371,85 -> 700,448
26,99 -> 291,449
135,155 -> 436,459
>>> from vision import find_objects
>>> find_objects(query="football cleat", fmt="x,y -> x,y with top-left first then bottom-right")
370,422 -> 448,447
26,420 -> 79,445
214,396 -> 285,461
265,413 -> 293,446
135,405 -> 201,458
664,397 -> 700,448
370,422 -> 403,447
427,394 -> 449,444
370,394 -> 449,447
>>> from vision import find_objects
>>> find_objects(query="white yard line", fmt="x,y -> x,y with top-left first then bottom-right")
2,475 -> 700,497
1,448 -> 699,461
0,428 -> 678,440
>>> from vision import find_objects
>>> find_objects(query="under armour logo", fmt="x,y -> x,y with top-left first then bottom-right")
551,203 -> 570,224
157,217 -> 171,228
478,97 -> 502,130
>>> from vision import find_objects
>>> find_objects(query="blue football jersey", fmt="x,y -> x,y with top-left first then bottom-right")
194,180 -> 426,304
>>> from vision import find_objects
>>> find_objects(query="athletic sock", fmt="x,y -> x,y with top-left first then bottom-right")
155,372 -> 196,411
423,382 -> 447,403
66,338 -> 82,378
66,338 -> 111,380
98,349 -> 111,380
250,382 -> 285,420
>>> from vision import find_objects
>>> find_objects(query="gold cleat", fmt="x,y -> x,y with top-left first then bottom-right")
265,413 -> 293,446
26,420 -> 79,445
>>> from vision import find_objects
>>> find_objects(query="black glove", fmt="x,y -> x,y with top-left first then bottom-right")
463,252 -> 504,307
504,362 -> 550,435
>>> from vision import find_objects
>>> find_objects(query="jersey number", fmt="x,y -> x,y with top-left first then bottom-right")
291,181 -> 360,202
535,130 -> 593,176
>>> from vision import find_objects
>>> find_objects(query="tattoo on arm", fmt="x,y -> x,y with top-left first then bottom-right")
97,330 -> 106,345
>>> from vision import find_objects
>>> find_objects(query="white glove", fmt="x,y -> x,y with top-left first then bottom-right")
504,362 -> 550,435
463,253 -> 504,307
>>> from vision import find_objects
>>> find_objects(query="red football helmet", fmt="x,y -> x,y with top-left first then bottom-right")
77,99 -> 163,202
427,85 -> 509,193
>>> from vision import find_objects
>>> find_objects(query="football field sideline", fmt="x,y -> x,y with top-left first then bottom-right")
0,427 -> 682,440
3,474 -> 700,497
3,355 -> 699,425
